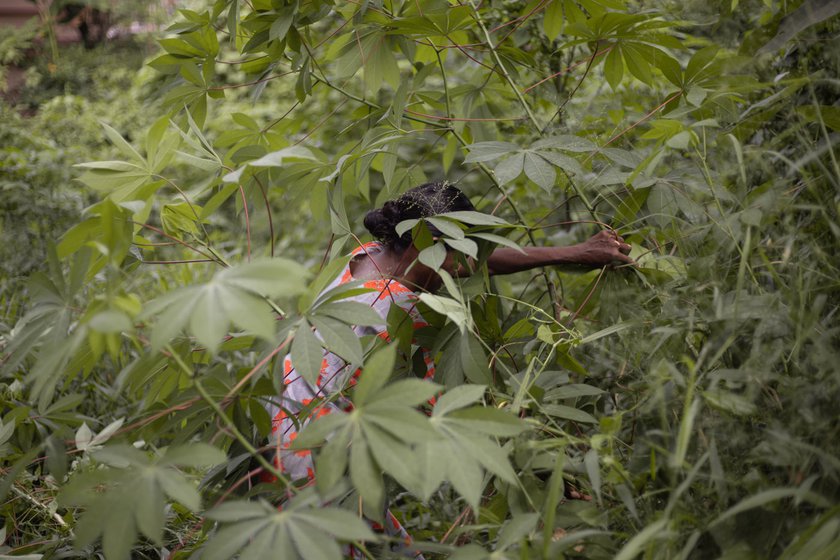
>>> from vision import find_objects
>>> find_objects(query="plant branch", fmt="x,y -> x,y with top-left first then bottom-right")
467,0 -> 542,132
238,185 -> 252,261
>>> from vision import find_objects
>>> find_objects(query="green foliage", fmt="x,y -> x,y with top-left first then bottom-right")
2,0 -> 840,558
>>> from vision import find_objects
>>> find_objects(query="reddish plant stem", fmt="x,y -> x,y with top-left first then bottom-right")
584,90 -> 683,163
253,174 -> 275,257
115,397 -> 201,437
568,266 -> 607,325
497,0 -> 552,49
545,44 -> 602,132
141,259 -> 215,265
215,55 -> 270,65
488,0 -> 549,34
314,13 -> 352,49
262,100 -> 300,133
444,33 -> 496,70
223,333 -> 293,402
133,222 -> 216,262
523,46 -> 613,94
133,241 -> 180,247
293,98 -> 349,146
440,506 -> 472,544
414,39 -> 485,50
208,71 -> 294,91
403,109 -> 524,122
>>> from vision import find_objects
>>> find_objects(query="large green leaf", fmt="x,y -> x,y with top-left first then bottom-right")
60,444 -> 224,560
141,258 -> 309,353
203,493 -> 374,560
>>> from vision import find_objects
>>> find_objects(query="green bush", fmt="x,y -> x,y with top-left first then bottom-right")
2,1 -> 839,559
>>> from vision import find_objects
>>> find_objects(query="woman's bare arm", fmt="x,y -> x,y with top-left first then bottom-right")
485,230 -> 634,275
357,230 -> 634,290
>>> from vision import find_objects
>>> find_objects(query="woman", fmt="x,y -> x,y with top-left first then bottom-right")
263,181 -> 632,550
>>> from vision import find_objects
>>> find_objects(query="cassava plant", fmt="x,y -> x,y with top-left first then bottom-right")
2,0 -> 839,559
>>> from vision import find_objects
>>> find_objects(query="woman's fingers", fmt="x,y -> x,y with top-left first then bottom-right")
590,229 -> 635,264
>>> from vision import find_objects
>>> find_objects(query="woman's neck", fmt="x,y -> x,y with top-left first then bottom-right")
349,244 -> 438,291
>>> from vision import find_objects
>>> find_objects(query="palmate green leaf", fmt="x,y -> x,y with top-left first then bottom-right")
202,492 -> 375,560
543,0 -> 564,41
351,436 -> 385,511
64,443 -> 224,560
419,242 -> 447,270
222,146 -> 318,182
363,34 -> 401,92
102,497 -> 135,560
363,422 -> 424,495
364,379 -> 441,408
294,347 -> 441,499
544,383 -> 604,400
142,258 -> 309,353
463,141 -> 520,163
523,151 -> 556,191
432,384 -> 486,415
442,442 -> 484,508
470,232 -> 525,253
685,45 -> 718,82
301,255 -> 352,309
533,134 -> 597,152
289,522 -> 343,560
418,293 -> 470,332
313,301 -> 383,327
542,403 -> 598,424
101,122 -> 145,165
444,237 -> 478,259
437,211 -> 511,227
157,469 -> 202,511
159,442 -> 226,467
494,152 -> 525,185
365,403 -> 439,443
354,344 -> 396,406
134,473 -> 165,545
291,320 -> 324,385
220,288 -> 277,341
204,519 -> 274,560
445,407 -> 528,437
426,216 -> 466,239
604,44 -> 624,90
537,150 -> 585,176
308,315 -> 363,364
454,431 -> 518,483
460,331 -> 490,384
496,513 -> 540,551
411,393 -> 527,506
217,258 -> 310,298
315,425 -> 352,493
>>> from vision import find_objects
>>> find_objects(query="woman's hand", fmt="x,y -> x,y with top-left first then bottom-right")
573,230 -> 634,268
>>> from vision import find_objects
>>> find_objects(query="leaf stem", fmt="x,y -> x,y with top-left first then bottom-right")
436,45 -> 453,120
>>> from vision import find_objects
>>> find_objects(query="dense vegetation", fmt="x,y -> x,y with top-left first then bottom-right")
2,0 -> 839,558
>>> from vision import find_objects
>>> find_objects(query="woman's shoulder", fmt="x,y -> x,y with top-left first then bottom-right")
350,241 -> 383,257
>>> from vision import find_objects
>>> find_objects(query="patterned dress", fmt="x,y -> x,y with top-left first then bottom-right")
263,241 -> 433,556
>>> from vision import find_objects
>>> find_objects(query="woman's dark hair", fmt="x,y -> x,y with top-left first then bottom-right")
364,181 -> 475,248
